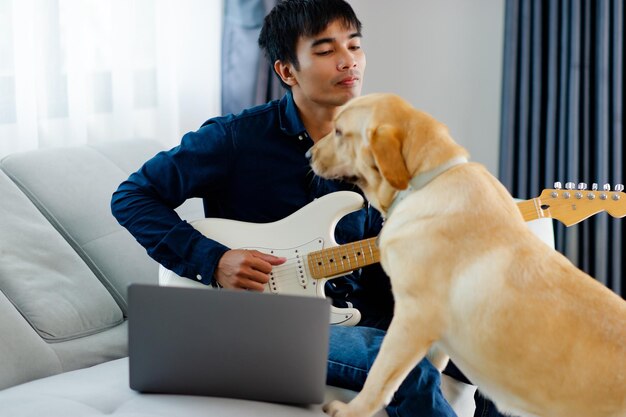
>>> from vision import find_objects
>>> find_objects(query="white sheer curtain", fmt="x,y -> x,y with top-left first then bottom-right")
0,0 -> 223,157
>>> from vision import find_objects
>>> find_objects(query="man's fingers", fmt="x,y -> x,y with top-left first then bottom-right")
214,249 -> 286,290
247,251 -> 286,274
241,278 -> 266,292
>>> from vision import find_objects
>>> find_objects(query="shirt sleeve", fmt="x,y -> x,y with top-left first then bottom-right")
110,121 -> 233,286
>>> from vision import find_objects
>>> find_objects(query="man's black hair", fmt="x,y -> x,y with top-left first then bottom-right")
258,0 -> 362,88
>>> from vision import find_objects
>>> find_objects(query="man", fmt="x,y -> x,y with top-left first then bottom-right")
111,0 -> 456,416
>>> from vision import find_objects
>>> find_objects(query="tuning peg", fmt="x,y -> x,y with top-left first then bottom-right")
600,184 -> 610,200
577,182 -> 587,190
553,182 -> 562,189
615,184 -> 624,192
592,183 -> 598,191
565,182 -> 576,190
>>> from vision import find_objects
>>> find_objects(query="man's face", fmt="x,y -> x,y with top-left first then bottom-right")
287,20 -> 366,108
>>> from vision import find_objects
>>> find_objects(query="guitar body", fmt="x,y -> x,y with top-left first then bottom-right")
159,191 -> 365,326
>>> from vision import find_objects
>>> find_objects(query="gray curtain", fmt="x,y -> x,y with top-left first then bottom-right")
499,0 -> 624,297
221,0 -> 284,115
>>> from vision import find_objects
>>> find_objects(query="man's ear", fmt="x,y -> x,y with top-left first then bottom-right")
273,60 -> 298,87
369,124 -> 410,190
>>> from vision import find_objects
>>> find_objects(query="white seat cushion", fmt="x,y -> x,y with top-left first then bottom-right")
0,358 -> 391,417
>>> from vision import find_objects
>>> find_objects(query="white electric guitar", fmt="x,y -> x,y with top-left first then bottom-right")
159,184 -> 625,326
160,191 -> 372,325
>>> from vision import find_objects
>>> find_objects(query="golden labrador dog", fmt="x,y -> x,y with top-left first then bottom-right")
310,93 -> 626,417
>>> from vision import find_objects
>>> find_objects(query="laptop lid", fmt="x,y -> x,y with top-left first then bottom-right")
128,284 -> 331,404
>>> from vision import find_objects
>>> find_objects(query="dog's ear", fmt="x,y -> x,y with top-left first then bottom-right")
369,124 -> 411,190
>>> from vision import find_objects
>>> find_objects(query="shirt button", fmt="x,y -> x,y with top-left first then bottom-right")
196,274 -> 202,280
298,135 -> 303,140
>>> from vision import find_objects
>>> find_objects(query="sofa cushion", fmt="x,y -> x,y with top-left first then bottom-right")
0,140 -> 204,314
0,170 -> 123,342
0,292 -> 62,390
0,357 -> 389,417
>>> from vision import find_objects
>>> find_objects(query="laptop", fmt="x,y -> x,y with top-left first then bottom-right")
127,284 -> 331,404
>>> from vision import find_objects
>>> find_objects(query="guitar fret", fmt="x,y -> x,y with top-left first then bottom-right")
308,247 -> 321,279
329,247 -> 339,274
338,246 -> 346,270
314,249 -> 322,277
339,245 -> 351,271
358,240 -> 366,265
531,197 -> 545,218
517,198 -> 544,223
328,245 -> 336,275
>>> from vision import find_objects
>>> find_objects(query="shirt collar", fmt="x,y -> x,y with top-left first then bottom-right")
278,90 -> 308,137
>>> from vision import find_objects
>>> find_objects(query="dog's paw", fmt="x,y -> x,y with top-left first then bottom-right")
322,400 -> 351,417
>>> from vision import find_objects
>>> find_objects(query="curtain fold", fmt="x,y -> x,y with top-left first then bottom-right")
221,0 -> 284,115
500,0 -> 624,296
0,0 -> 223,157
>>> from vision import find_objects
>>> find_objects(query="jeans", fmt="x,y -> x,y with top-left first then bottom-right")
443,361 -> 506,417
327,325 -> 457,417
473,395 -> 503,417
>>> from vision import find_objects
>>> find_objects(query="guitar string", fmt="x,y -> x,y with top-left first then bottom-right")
269,256 -> 360,280
268,248 -> 376,285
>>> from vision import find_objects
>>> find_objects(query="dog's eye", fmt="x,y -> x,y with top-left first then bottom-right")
335,128 -> 343,137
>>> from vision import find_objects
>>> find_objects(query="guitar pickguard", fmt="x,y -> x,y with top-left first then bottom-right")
240,239 -> 323,294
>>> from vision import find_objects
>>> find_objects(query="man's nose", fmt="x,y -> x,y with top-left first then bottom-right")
336,50 -> 357,70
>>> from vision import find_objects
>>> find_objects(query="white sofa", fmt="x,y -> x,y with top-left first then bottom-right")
0,139 -> 554,417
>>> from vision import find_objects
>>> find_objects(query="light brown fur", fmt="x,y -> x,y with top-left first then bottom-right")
310,93 -> 626,417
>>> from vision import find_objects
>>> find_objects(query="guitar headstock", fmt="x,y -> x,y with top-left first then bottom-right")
537,182 -> 626,226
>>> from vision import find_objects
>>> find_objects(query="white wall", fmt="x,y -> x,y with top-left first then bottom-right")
350,0 -> 505,176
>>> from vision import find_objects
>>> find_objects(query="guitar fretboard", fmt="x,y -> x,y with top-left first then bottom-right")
517,198 -> 549,222
307,237 -> 379,279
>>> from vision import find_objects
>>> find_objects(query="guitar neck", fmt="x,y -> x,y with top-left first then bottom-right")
517,198 -> 549,222
307,237 -> 379,279
307,199 -> 554,280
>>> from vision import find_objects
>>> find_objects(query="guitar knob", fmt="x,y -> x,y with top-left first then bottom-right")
603,183 -> 611,191
565,182 -> 575,190
553,181 -> 562,190
615,184 -> 624,192
577,182 -> 587,190
592,183 -> 599,191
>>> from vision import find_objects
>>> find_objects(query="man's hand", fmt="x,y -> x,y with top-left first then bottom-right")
214,249 -> 286,291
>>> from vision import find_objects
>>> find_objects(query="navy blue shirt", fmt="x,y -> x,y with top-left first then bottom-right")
111,91 -> 394,326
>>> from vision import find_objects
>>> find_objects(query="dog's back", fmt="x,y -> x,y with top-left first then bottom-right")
424,165 -> 626,417
381,162 -> 626,417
